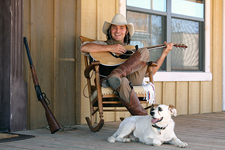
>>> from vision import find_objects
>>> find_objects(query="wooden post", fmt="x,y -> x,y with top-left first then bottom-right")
0,0 -> 27,132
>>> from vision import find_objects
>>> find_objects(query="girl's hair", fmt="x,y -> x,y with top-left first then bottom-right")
106,25 -> 131,44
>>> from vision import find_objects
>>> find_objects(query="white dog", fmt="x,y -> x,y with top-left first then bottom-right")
107,104 -> 188,148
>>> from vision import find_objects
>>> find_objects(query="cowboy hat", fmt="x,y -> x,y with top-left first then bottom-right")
102,14 -> 134,37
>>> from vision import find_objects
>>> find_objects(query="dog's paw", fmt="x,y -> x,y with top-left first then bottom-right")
152,139 -> 162,146
122,138 -> 131,143
177,142 -> 188,148
107,136 -> 116,143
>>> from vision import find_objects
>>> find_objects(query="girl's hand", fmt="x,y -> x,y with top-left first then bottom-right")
163,41 -> 173,55
109,44 -> 126,55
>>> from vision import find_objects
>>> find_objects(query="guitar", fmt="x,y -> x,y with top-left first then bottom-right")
90,43 -> 187,76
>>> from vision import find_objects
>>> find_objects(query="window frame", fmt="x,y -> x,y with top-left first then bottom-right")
120,0 -> 212,81
222,0 -> 225,110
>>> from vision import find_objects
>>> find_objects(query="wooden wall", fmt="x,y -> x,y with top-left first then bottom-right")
23,0 -> 77,129
23,0 -> 223,129
211,0 -> 223,112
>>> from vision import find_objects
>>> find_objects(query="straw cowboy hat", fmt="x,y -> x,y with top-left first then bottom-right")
102,14 -> 134,37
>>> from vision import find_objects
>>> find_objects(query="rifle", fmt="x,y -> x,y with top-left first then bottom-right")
23,37 -> 61,134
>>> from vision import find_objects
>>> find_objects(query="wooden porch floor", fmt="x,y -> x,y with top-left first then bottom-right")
1,112 -> 225,150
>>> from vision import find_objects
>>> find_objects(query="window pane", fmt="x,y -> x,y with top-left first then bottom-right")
127,11 -> 166,70
127,0 -> 151,9
172,0 -> 204,18
171,18 -> 200,71
127,0 -> 166,12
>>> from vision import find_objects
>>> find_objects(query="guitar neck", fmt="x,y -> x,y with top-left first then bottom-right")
126,44 -> 167,51
145,44 -> 166,51
128,43 -> 187,51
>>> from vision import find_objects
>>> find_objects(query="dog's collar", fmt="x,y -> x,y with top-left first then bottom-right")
152,124 -> 168,130
152,119 -> 171,131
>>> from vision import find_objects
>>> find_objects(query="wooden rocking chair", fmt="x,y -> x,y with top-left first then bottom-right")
79,36 -> 158,132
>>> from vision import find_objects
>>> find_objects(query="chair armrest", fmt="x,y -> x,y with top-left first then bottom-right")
84,61 -> 100,79
146,61 -> 158,84
146,61 -> 158,67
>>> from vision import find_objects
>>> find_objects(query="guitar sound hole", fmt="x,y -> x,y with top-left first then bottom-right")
119,50 -> 134,59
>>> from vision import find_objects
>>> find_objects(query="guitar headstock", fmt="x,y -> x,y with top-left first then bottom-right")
173,43 -> 188,50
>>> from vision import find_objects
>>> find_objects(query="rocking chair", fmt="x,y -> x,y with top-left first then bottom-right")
79,36 -> 158,132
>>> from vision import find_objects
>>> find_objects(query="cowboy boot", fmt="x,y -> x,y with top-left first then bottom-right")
102,51 -> 146,89
120,88 -> 148,116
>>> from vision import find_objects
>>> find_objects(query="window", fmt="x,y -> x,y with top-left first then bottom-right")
125,0 -> 212,81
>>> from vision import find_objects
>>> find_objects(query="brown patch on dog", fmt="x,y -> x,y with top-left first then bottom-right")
168,104 -> 175,109
168,105 -> 177,116
120,117 -> 125,121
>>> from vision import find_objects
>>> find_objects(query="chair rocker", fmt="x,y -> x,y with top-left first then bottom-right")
79,36 -> 158,132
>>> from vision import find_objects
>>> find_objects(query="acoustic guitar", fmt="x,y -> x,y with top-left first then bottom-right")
90,43 -> 187,76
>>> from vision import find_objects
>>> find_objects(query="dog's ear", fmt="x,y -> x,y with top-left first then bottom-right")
169,105 -> 177,116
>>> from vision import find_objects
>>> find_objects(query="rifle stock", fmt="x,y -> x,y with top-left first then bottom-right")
23,37 -> 61,134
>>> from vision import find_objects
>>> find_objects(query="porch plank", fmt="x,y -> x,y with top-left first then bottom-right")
0,112 -> 225,149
